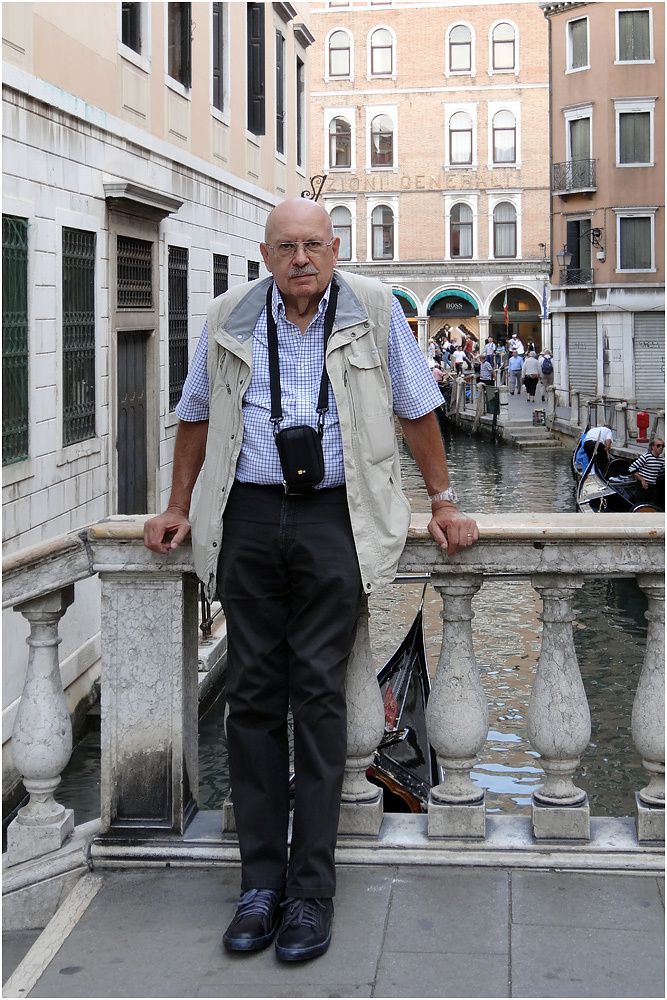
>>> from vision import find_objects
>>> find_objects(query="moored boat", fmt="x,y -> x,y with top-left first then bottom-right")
366,588 -> 440,812
574,444 -> 664,513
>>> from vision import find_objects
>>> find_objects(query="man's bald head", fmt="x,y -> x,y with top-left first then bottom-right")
264,198 -> 333,244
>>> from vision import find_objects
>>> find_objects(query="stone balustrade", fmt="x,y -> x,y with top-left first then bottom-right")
3,513 -> 664,867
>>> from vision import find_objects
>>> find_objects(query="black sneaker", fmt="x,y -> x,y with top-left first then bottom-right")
275,897 -> 333,962
222,888 -> 282,952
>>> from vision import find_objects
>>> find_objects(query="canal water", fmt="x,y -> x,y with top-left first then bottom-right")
57,429 -> 647,825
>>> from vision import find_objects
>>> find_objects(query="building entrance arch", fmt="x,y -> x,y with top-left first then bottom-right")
489,288 -> 542,351
427,289 -> 480,347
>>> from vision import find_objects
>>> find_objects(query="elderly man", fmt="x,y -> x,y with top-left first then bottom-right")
144,198 -> 478,963
628,437 -> 665,505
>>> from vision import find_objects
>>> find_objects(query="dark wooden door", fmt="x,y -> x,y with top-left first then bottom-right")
117,331 -> 148,514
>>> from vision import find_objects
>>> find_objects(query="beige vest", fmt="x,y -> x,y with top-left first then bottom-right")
190,269 -> 411,599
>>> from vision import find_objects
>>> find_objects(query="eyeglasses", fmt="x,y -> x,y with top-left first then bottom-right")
265,239 -> 335,258
652,443 -> 665,450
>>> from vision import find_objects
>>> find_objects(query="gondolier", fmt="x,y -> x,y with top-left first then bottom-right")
144,198 -> 479,963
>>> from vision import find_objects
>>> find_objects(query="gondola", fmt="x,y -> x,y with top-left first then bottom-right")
366,588 -> 441,812
573,442 -> 664,513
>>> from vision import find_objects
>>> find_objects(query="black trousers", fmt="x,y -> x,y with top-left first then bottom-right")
217,482 -> 363,898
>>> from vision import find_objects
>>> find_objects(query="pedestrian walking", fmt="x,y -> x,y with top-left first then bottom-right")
508,348 -> 524,395
522,352 -> 540,402
538,350 -> 554,401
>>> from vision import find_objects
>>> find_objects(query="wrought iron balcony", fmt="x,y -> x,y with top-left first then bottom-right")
552,159 -> 596,194
559,266 -> 595,286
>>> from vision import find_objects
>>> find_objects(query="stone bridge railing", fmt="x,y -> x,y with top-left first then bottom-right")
3,513 -> 664,868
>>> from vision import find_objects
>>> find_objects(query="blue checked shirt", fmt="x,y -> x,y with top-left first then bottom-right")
175,282 -> 444,487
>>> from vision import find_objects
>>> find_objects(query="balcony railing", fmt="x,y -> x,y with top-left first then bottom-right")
559,266 -> 595,286
3,514 -> 664,870
552,159 -> 597,194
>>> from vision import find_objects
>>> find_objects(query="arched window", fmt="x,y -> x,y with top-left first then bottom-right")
493,202 -> 517,258
449,111 -> 473,164
370,28 -> 393,75
331,206 -> 352,260
492,110 -> 516,163
492,22 -> 516,70
449,25 -> 472,72
329,117 -> 351,168
450,203 -> 473,258
371,205 -> 394,259
370,114 -> 394,167
328,30 -> 351,77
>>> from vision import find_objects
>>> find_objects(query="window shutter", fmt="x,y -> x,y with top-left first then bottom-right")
247,3 -> 266,135
213,3 -> 223,111
566,220 -> 581,269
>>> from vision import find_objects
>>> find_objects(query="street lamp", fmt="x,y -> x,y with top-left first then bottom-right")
557,227 -> 605,268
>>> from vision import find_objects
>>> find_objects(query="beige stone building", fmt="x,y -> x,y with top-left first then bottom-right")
543,1 -> 665,409
309,0 -> 551,352
2,2 -> 313,801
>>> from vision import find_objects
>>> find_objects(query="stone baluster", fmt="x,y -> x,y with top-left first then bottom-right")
6,586 -> 75,866
339,598 -> 385,836
427,576 -> 488,838
632,574 -> 665,842
528,576 -> 591,839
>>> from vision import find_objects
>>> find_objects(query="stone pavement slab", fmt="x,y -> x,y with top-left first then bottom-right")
8,864 -> 664,999
2,930 -> 41,984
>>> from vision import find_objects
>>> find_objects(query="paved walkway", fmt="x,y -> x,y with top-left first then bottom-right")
4,864 -> 664,998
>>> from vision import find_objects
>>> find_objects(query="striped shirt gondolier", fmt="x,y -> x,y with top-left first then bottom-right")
628,452 -> 665,485
175,283 -> 444,489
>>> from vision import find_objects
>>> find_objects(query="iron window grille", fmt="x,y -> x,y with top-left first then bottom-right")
2,215 -> 29,465
117,236 -> 152,309
122,2 -> 141,53
213,254 -> 229,297
62,228 -> 96,446
168,246 -> 188,411
247,261 -> 260,281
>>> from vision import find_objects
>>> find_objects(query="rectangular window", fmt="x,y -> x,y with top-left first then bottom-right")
568,17 -> 588,70
296,57 -> 305,167
62,228 -> 96,446
213,254 -> 229,297
2,215 -> 29,465
618,9 -> 651,61
212,2 -> 225,112
619,216 -> 652,270
168,2 -> 191,87
276,30 -> 285,155
618,111 -> 650,164
168,246 -> 188,411
122,2 -> 142,53
247,2 -> 265,135
117,236 -> 152,309
247,260 -> 260,281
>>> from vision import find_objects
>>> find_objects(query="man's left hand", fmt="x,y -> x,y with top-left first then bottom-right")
428,503 -> 479,556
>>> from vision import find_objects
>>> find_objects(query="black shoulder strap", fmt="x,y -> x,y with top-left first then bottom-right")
266,280 -> 339,433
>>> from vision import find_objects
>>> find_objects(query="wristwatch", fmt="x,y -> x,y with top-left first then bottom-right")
429,486 -> 458,504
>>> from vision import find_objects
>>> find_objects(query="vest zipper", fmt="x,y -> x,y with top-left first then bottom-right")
343,367 -> 358,430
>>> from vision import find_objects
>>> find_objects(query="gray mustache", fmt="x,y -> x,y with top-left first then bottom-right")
289,266 -> 318,278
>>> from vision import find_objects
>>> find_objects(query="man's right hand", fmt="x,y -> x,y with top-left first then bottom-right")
144,506 -> 191,554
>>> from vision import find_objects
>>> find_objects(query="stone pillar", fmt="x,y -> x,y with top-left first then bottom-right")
545,385 -> 557,424
614,402 -> 628,447
427,576 -> 488,838
417,315 -> 429,355
6,587 -> 75,866
478,316 -> 490,344
632,574 -> 665,842
528,576 -> 591,840
339,599 -> 385,836
94,541 -> 199,836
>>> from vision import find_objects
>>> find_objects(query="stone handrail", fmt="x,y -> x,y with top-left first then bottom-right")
3,513 -> 664,866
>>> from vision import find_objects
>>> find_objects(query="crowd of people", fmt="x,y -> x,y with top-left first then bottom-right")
427,329 -> 554,404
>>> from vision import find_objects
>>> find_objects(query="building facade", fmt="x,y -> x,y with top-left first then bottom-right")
2,1 -> 313,799
543,1 -> 665,409
309,1 -> 551,353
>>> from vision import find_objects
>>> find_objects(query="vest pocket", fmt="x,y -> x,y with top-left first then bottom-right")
346,351 -> 390,418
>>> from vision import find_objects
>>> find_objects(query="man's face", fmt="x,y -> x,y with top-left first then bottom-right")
260,203 -> 339,303
651,439 -> 665,456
